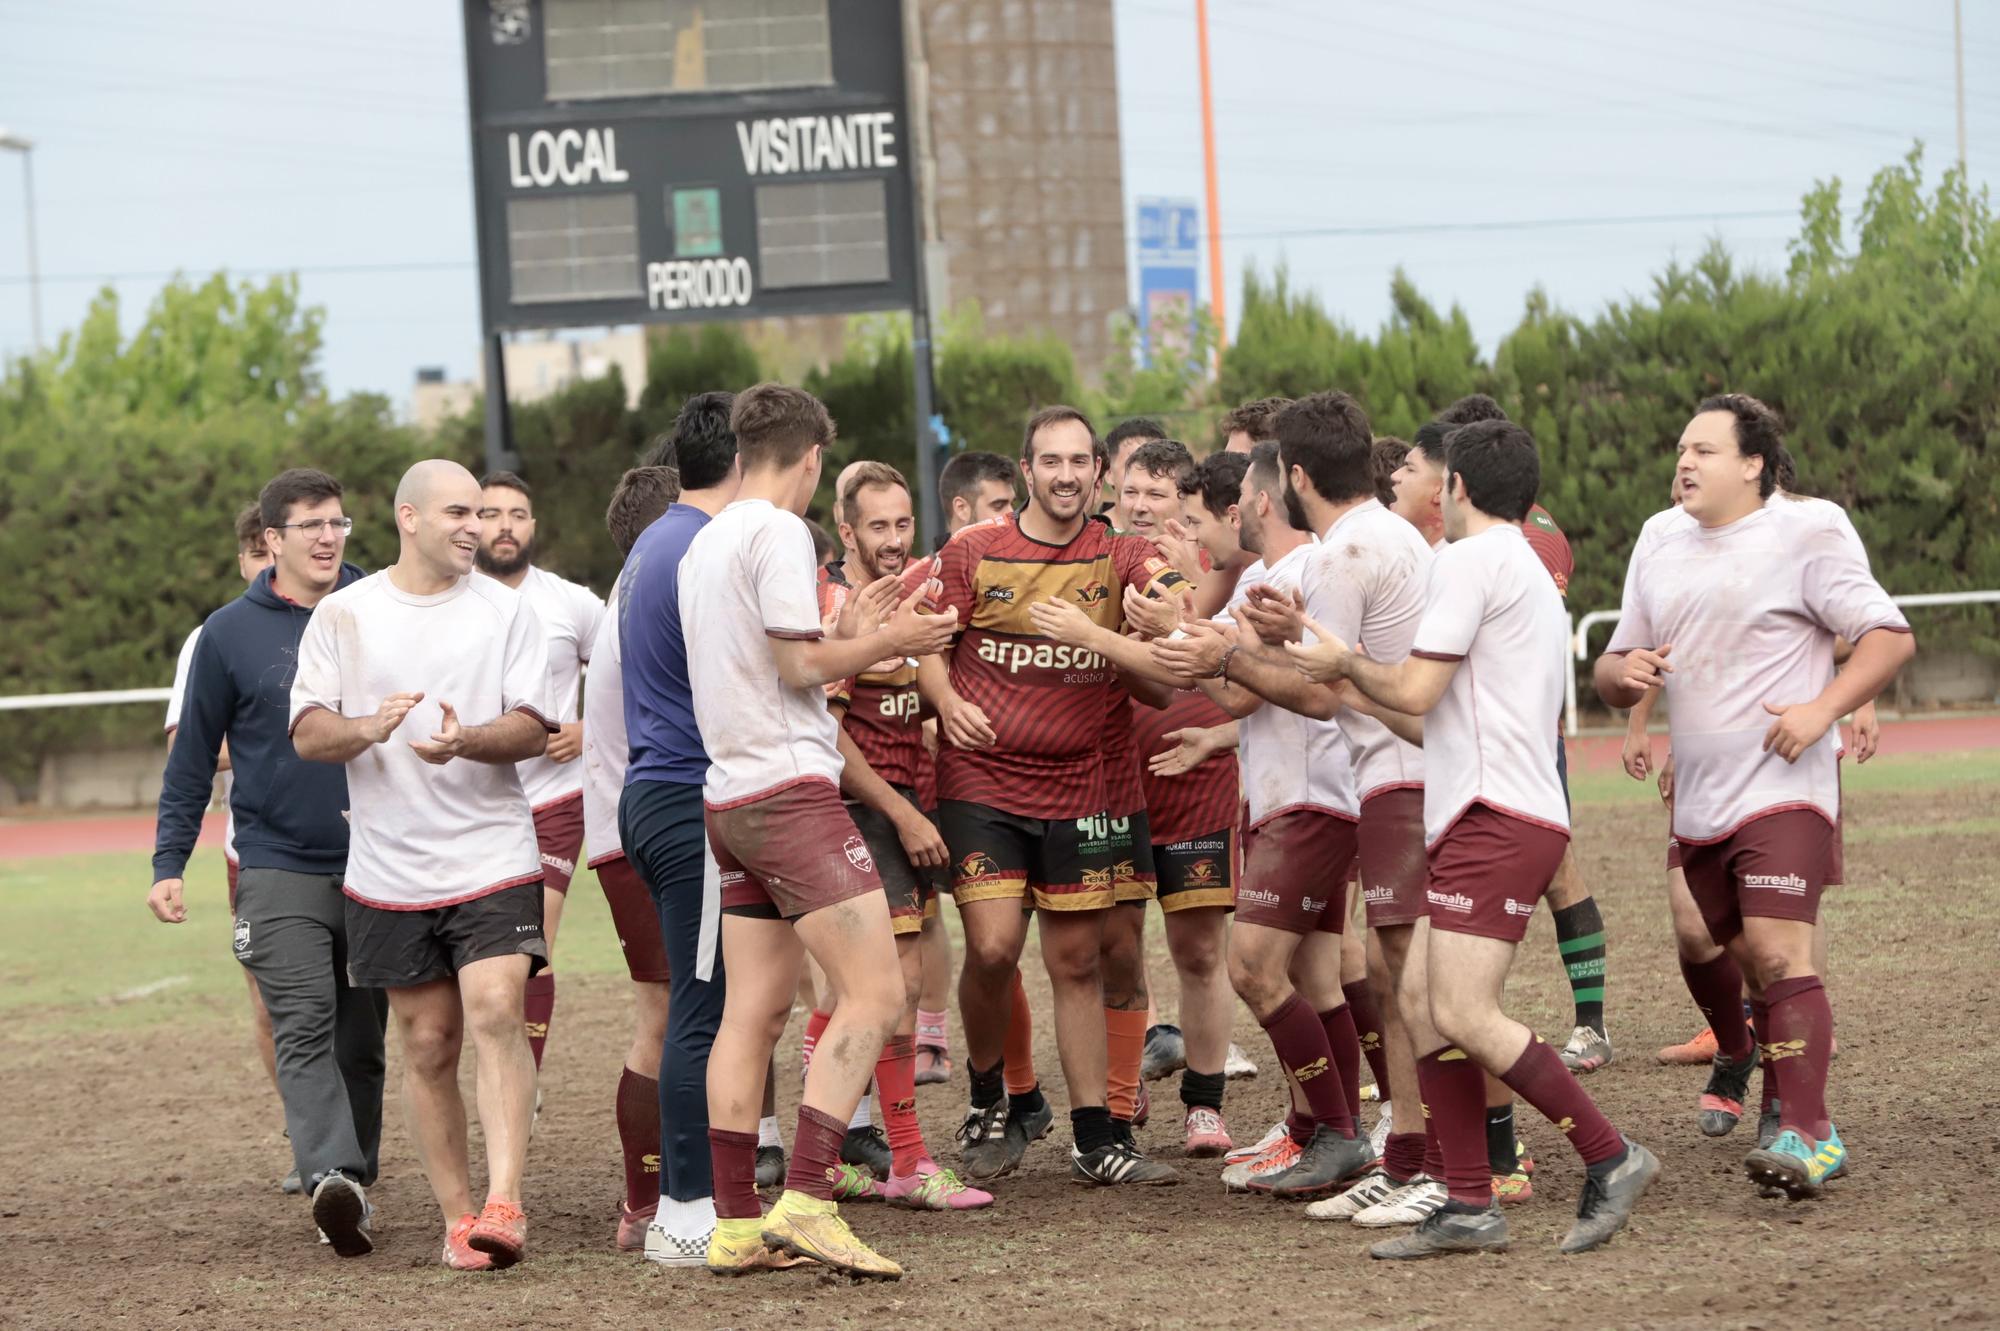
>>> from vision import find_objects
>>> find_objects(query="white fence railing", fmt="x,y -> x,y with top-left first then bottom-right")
1564,589 -> 2000,736
0,686 -> 172,712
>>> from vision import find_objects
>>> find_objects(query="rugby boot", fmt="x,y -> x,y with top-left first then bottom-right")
760,1190 -> 902,1280
1368,1201 -> 1510,1259
1253,1125 -> 1375,1199
841,1125 -> 893,1181
1560,1138 -> 1660,1253
1698,1049 -> 1759,1137
1745,1126 -> 1846,1202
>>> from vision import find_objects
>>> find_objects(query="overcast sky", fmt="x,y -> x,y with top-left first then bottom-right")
1,0 -> 1993,405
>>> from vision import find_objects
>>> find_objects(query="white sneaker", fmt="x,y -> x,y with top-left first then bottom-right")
1352,1176 -> 1448,1228
1305,1167 -> 1402,1221
1560,1024 -> 1614,1072
1223,1119 -> 1287,1165
1219,1135 -> 1300,1192
311,1173 -> 373,1257
643,1222 -> 711,1266
1368,1101 -> 1394,1161
1223,1044 -> 1258,1079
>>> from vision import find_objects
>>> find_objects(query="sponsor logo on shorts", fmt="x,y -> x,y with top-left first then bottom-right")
1081,866 -> 1114,890
955,851 -> 1001,882
232,918 -> 251,954
843,835 -> 875,873
515,924 -> 539,933
1112,859 -> 1138,884
1743,872 -> 1809,896
983,586 -> 1016,602
720,868 -> 748,888
1074,579 -> 1111,606
1184,858 -> 1220,886
1426,889 -> 1474,914
1363,883 -> 1394,904
1302,896 -> 1326,916
1238,886 -> 1281,908
1504,898 -> 1535,917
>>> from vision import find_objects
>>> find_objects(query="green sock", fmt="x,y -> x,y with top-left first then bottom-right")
1554,898 -> 1607,1033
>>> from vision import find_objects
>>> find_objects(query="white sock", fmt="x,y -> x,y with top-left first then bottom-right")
651,1194 -> 715,1240
848,1081 -> 874,1131
758,1115 -> 781,1149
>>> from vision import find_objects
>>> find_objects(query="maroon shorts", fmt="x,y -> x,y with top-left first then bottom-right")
1423,803 -> 1570,943
1666,837 -> 1684,871
594,852 -> 669,983
1357,787 -> 1427,929
1236,808 -> 1358,935
1827,813 -> 1845,887
1679,809 -> 1832,944
532,792 -> 586,895
707,779 -> 885,922
226,857 -> 241,913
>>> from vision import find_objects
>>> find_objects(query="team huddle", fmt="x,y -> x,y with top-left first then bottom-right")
149,379 -> 1912,1277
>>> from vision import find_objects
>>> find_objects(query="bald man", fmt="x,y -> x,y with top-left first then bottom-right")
292,459 -> 559,1272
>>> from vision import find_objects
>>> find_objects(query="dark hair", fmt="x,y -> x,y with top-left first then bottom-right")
1247,440 -> 1283,494
234,502 -> 265,550
939,449 -> 1015,514
1184,450 -> 1251,521
606,465 -> 679,557
647,390 -> 738,491
479,469 -> 532,500
1125,438 -> 1195,484
731,382 -> 835,472
1696,394 -> 1785,499
1021,404 -> 1098,463
1444,419 -> 1540,522
839,460 -> 910,527
259,467 -> 343,530
1436,393 -> 1508,427
1370,437 -> 1410,508
1772,444 -> 1799,494
1274,391 -> 1375,504
1410,420 -> 1450,467
1105,416 -> 1168,462
1221,396 -> 1292,444
805,517 -> 837,566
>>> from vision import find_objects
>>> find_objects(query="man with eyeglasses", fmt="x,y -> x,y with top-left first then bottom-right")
152,467 -> 389,1259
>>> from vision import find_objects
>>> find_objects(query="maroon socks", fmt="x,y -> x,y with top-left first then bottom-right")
785,1104 -> 849,1200
523,971 -> 555,1068
1319,1003 -> 1364,1126
615,1067 -> 661,1212
1342,980 -> 1392,1100
1498,1036 -> 1625,1168
1259,993 -> 1352,1136
1415,1048 -> 1489,1208
709,1127 -> 760,1219
1762,975 -> 1834,1140
1680,953 -> 1755,1061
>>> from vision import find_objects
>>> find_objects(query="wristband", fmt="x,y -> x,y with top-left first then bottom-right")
1213,645 -> 1237,680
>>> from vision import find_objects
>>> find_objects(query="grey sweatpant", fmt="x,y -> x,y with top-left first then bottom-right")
233,868 -> 389,1192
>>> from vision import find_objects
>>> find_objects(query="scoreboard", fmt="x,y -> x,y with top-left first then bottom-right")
461,0 -> 920,334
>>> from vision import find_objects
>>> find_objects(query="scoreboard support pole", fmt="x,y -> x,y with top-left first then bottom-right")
903,0 -> 945,549
480,331 -> 517,475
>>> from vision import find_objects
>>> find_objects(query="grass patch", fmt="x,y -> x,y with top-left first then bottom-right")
1569,747 -> 2000,807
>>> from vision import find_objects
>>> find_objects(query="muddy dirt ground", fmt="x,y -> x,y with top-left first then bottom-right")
5,784 -> 1998,1331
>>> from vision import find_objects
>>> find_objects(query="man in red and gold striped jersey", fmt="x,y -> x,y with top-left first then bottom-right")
921,406 -> 1188,1186
809,462 -> 993,1212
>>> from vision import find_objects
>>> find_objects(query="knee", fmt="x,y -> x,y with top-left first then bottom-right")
1227,953 -> 1281,1017
1041,939 -> 1100,991
399,1021 -> 460,1077
1173,934 -> 1223,983
960,934 -> 1018,982
1743,946 -> 1794,988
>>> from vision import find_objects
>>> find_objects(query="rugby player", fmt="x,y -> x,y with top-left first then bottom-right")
582,465 -> 680,1250
810,461 -> 992,1210
1100,416 -> 1168,523
476,471 -> 605,1072
162,503 -> 282,1169
682,384 -> 958,1278
1035,441 -> 1246,1157
291,459 -> 555,1271
1598,396 -> 1911,1199
1298,419 -> 1659,1257
1221,396 -> 1291,455
153,472 -> 387,1255
620,391 -> 741,1265
923,405 -> 1188,1186
913,451 -> 1020,1084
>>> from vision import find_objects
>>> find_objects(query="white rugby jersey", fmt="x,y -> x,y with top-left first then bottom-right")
290,571 -> 553,908
581,579 -> 627,865
1607,499 -> 1907,843
167,624 -> 236,863
1219,542 -> 1357,824
507,564 -> 604,810
1298,499 -> 1431,802
680,499 -> 845,809
1410,523 -> 1571,847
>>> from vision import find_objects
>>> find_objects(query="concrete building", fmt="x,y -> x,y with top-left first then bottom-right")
409,327 -> 648,431
917,0 -> 1129,376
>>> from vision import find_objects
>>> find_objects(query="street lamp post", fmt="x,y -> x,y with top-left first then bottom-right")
0,130 -> 42,354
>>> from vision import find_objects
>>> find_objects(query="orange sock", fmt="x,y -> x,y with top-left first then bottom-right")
1002,971 -> 1038,1096
1106,1008 -> 1148,1121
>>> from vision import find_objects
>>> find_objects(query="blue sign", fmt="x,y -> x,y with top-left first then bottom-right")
1136,197 -> 1201,368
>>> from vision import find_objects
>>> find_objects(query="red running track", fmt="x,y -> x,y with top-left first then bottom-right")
2,715 -> 1997,863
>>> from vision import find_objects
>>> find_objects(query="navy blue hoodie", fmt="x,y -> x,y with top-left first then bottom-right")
152,562 -> 366,882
